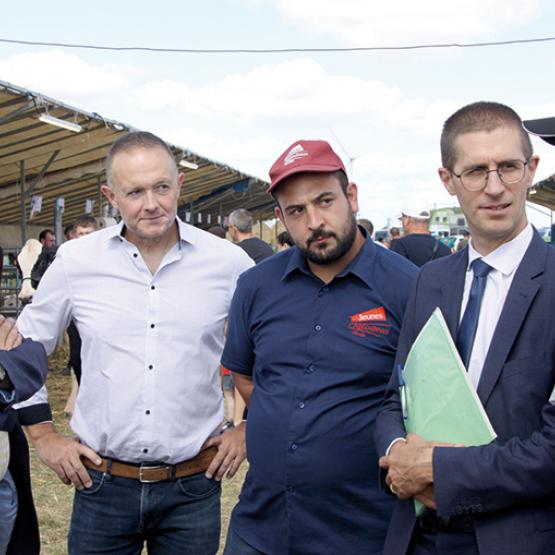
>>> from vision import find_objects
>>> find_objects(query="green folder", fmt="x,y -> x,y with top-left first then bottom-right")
400,308 -> 496,515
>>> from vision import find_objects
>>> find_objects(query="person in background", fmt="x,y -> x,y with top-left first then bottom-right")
276,231 -> 293,251
228,208 -> 274,263
390,209 -> 451,266
64,224 -> 77,242
63,215 -> 99,416
207,225 -> 227,239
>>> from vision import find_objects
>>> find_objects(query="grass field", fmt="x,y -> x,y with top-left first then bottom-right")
30,346 -> 246,554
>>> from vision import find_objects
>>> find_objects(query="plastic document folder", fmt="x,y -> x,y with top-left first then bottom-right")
400,308 -> 496,515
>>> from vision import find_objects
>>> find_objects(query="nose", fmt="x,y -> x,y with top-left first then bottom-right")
483,169 -> 505,196
143,190 -> 158,211
306,206 -> 324,230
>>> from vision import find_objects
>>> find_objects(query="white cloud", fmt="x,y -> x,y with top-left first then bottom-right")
270,0 -> 542,45
0,49 -> 133,105
136,58 -> 401,125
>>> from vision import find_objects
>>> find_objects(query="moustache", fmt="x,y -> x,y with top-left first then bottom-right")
307,230 -> 336,246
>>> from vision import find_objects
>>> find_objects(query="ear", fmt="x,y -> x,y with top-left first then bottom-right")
346,182 -> 359,213
438,168 -> 456,196
101,185 -> 118,209
177,172 -> 185,192
275,205 -> 285,227
525,155 -> 540,187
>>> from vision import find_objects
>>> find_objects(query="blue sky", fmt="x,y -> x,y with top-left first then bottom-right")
1,0 -> 554,230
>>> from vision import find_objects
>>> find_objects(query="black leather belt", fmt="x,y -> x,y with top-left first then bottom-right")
419,511 -> 475,534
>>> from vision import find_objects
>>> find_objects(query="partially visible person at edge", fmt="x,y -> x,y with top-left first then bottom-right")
376,101 -> 555,555
227,208 -> 274,263
222,139 -> 418,555
15,131 -> 253,555
0,316 -> 47,555
390,208 -> 451,267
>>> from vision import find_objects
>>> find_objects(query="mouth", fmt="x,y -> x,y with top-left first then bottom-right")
308,233 -> 335,247
481,202 -> 511,214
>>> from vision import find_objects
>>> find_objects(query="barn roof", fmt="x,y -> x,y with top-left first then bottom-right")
0,79 -> 274,236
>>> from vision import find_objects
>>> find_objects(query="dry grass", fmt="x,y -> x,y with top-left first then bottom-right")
30,345 -> 246,554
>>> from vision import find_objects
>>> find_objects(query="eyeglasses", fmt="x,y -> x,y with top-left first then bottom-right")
449,159 -> 529,191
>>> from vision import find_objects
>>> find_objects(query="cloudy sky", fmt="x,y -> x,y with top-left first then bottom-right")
1,0 -> 554,230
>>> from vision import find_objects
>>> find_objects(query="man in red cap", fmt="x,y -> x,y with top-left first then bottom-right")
221,140 -> 418,554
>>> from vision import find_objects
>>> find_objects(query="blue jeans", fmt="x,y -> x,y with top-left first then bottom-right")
223,527 -> 265,555
0,471 -> 18,555
68,469 -> 221,555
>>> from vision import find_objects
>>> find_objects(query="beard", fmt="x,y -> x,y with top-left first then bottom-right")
298,212 -> 358,265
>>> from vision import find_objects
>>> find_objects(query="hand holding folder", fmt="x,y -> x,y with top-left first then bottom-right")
399,308 -> 496,515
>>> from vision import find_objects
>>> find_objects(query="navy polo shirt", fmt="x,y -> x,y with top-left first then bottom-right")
222,234 -> 417,555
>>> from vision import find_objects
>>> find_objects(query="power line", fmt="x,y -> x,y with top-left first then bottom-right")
0,35 -> 554,54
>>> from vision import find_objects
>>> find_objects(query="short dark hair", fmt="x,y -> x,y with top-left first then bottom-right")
272,169 -> 348,205
207,225 -> 227,239
105,131 -> 176,188
277,231 -> 293,246
441,101 -> 533,170
74,215 -> 98,230
357,218 -> 374,235
39,229 -> 54,242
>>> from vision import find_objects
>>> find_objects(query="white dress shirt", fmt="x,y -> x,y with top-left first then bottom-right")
461,224 -> 533,388
16,218 -> 253,464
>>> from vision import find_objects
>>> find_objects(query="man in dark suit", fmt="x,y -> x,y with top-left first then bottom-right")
0,316 -> 47,555
375,101 -> 555,554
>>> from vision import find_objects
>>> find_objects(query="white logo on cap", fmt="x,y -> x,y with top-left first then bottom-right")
284,144 -> 309,166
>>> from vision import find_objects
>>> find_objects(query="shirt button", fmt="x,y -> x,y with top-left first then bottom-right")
145,410 -> 151,415
298,401 -> 305,409
133,253 -> 138,258
143,448 -> 148,454
286,485 -> 295,493
306,364 -> 316,373
148,364 -> 154,370
150,324 -> 155,329
290,443 -> 298,452
150,285 -> 155,290
322,287 -> 329,292
314,324 -> 322,332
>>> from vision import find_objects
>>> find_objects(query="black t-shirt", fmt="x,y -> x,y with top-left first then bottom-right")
238,237 -> 274,264
390,234 -> 451,267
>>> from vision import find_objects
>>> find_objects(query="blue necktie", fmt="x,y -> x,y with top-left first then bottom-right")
456,258 -> 493,369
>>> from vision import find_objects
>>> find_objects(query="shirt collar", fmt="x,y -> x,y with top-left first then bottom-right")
282,227 -> 376,288
467,223 -> 533,276
105,217 -> 193,249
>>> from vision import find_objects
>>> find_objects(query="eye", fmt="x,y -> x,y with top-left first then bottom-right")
156,183 -> 171,193
127,189 -> 142,197
319,197 -> 333,206
499,161 -> 519,170
464,167 -> 486,177
286,206 -> 304,217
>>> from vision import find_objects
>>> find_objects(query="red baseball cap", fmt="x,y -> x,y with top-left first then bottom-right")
268,140 -> 346,193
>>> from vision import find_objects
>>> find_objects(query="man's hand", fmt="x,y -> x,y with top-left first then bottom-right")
379,433 -> 436,499
380,433 -> 463,500
0,317 -> 22,351
202,421 -> 246,481
26,423 -> 101,490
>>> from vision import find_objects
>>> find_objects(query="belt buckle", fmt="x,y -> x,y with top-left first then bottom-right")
138,463 -> 169,483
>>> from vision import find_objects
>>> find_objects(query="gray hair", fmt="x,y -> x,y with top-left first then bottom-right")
105,131 -> 176,188
228,209 -> 253,233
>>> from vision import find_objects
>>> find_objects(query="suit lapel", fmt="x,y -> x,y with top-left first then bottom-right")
477,232 -> 546,404
439,250 -> 468,337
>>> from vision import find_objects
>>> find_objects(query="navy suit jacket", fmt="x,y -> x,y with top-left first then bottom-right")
375,230 -> 555,555
0,338 -> 48,555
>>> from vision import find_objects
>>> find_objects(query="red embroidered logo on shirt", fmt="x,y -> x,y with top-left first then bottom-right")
349,307 -> 391,337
